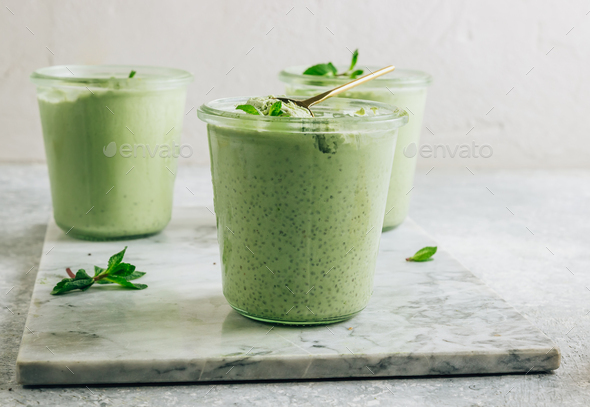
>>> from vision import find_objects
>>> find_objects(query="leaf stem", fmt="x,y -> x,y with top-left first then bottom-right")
93,272 -> 109,282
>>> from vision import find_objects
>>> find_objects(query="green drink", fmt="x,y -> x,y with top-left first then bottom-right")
198,97 -> 407,325
279,66 -> 432,230
31,65 -> 193,240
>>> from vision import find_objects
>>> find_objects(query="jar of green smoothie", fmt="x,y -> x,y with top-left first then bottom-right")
279,66 -> 432,231
31,65 -> 193,240
198,96 -> 408,325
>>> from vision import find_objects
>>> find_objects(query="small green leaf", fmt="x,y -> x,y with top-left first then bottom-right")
350,69 -> 364,79
125,271 -> 146,280
349,49 -> 359,71
303,63 -> 337,76
94,265 -> 105,277
51,276 -> 94,295
370,107 -> 378,115
96,271 -> 146,284
74,269 -> 92,280
111,262 -> 136,277
268,101 -> 283,116
107,247 -> 127,271
129,70 -> 136,78
406,246 -> 437,262
50,278 -> 72,294
104,276 -> 147,290
355,108 -> 365,116
236,104 -> 260,115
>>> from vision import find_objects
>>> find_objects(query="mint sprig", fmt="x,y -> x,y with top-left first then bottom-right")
236,101 -> 286,116
406,246 -> 437,262
303,49 -> 364,78
51,247 -> 147,295
129,70 -> 136,78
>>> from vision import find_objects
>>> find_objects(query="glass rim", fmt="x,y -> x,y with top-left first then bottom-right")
197,96 -> 409,133
279,65 -> 432,89
30,65 -> 194,89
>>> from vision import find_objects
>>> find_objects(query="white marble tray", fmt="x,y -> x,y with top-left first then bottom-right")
16,207 -> 559,385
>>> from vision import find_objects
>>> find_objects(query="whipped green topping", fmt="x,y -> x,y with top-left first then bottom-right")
235,95 -> 383,119
236,96 -> 313,118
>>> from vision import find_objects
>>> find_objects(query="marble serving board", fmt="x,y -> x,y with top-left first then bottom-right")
16,207 -> 559,385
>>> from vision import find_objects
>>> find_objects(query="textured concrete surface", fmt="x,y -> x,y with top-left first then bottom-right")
2,0 -> 590,169
1,164 -> 589,406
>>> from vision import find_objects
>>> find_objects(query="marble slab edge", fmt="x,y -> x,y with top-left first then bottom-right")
18,347 -> 559,385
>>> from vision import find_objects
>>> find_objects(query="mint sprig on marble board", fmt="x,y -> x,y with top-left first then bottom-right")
51,247 -> 147,295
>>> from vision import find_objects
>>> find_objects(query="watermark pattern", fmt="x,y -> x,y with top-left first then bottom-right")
103,141 -> 193,158
403,142 -> 493,159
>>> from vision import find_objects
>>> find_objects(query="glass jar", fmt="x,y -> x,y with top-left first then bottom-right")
198,97 -> 408,325
279,66 -> 432,230
31,65 -> 193,240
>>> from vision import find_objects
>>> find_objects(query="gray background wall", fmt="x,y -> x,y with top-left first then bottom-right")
2,0 -> 589,169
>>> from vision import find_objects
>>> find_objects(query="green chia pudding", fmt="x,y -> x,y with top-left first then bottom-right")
31,65 -> 193,240
279,66 -> 432,230
198,96 -> 407,325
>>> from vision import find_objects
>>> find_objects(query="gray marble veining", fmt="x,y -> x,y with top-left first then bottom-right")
16,207 -> 559,385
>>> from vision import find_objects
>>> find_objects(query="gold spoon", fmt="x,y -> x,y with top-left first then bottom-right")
277,65 -> 395,117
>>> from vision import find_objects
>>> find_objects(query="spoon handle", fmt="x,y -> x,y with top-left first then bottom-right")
302,65 -> 395,109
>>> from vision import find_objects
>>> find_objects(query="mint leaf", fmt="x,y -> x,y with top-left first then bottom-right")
51,247 -> 148,294
125,271 -> 146,280
350,69 -> 364,79
51,279 -> 94,295
236,104 -> 260,115
406,246 -> 437,262
96,271 -> 146,285
111,263 -> 136,277
107,247 -> 127,271
129,70 -> 136,78
103,276 -> 147,290
75,270 -> 92,280
268,101 -> 283,116
349,49 -> 359,71
51,269 -> 94,295
303,63 -> 337,76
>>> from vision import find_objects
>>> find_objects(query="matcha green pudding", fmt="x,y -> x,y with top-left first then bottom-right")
198,96 -> 407,325
279,66 -> 432,230
31,65 -> 193,240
